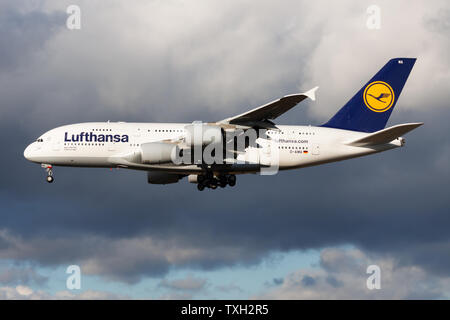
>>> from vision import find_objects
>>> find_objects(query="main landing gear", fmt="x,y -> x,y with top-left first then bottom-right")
42,164 -> 54,183
196,174 -> 236,191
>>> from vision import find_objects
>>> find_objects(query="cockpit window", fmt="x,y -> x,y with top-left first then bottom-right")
36,138 -> 43,142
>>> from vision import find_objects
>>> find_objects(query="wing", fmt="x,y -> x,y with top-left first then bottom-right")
218,87 -> 318,127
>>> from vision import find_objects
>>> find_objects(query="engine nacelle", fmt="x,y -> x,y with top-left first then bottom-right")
147,171 -> 182,184
188,174 -> 198,183
184,124 -> 223,147
140,142 -> 179,164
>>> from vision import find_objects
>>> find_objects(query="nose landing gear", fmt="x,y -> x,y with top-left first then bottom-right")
41,164 -> 54,183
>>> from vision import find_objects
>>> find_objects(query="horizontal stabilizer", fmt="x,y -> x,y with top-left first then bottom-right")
346,122 -> 423,146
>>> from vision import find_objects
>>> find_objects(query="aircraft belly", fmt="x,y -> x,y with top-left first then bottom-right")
31,155 -> 111,167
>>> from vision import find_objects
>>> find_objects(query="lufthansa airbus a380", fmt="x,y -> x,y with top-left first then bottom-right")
24,58 -> 423,190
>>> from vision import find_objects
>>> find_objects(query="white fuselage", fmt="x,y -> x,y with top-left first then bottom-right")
24,122 -> 402,174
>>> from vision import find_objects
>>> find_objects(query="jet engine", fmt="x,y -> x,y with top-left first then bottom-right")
140,142 -> 179,164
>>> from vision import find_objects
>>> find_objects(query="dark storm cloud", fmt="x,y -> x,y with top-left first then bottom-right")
301,275 -> 316,287
0,1 -> 65,70
159,275 -> 207,292
272,278 -> 284,286
0,0 -> 449,288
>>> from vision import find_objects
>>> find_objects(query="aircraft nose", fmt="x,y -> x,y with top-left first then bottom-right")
24,143 -> 35,161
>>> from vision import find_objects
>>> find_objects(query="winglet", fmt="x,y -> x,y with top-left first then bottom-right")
303,86 -> 319,101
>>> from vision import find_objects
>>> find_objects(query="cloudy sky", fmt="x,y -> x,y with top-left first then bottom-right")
0,0 -> 449,299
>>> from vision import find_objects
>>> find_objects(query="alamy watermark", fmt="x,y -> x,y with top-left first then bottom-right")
66,5 -> 81,30
366,264 -> 381,290
66,265 -> 81,290
366,5 -> 381,30
158,121 -> 282,175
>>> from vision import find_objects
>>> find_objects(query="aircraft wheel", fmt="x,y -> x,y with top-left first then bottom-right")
210,184 -> 217,190
46,176 -> 54,183
218,176 -> 227,188
227,174 -> 236,186
197,183 -> 205,191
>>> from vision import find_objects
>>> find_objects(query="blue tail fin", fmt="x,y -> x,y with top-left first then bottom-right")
322,58 -> 416,133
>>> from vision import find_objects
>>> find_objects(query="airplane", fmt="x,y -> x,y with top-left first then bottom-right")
24,58 -> 423,191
